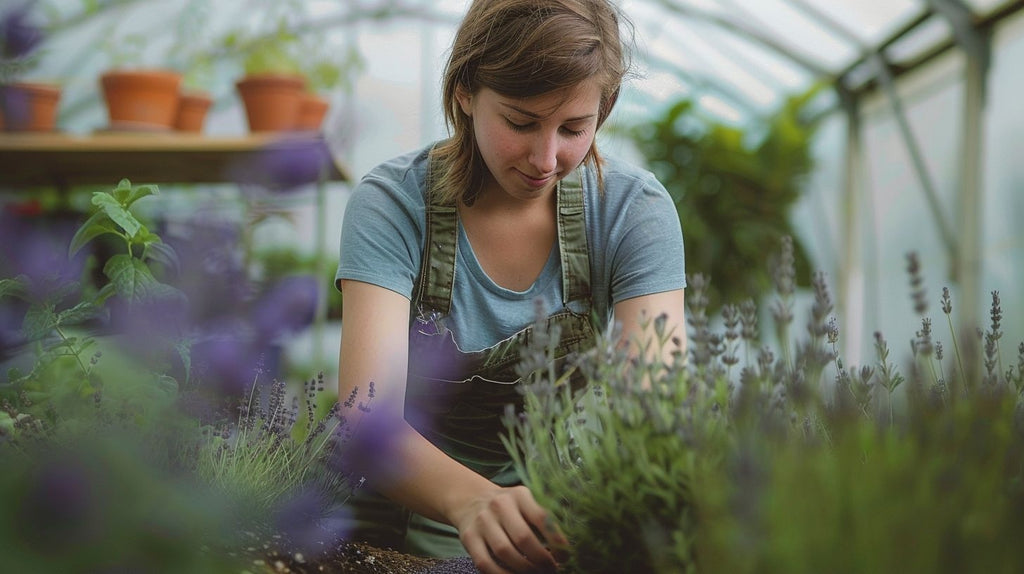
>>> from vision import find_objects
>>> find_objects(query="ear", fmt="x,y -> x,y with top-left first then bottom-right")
455,85 -> 474,117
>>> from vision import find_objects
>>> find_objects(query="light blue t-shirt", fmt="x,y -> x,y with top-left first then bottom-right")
336,144 -> 686,352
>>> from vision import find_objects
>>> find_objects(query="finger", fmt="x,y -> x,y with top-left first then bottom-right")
479,516 -> 538,573
501,518 -> 558,572
512,486 -> 570,548
462,531 -> 513,574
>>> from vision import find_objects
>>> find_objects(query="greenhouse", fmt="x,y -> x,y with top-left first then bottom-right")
2,0 -> 1023,572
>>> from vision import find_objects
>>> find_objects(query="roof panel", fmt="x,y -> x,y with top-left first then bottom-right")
792,0 -> 925,45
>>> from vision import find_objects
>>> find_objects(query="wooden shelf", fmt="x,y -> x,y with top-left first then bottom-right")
0,132 -> 351,189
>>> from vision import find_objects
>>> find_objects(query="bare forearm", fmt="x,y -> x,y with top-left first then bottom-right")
360,416 -> 499,526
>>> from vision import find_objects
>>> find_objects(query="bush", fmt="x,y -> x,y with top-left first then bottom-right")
505,238 -> 1024,574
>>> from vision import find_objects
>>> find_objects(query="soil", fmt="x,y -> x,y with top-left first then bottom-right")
260,541 -> 481,574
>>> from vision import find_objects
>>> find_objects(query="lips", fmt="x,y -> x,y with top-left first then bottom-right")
516,169 -> 556,188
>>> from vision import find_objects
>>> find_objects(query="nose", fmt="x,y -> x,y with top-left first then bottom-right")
527,131 -> 558,176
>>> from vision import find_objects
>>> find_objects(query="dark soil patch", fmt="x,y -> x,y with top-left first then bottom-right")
261,541 -> 480,574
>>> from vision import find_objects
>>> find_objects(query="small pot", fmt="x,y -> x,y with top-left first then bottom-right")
174,90 -> 213,133
0,82 -> 62,132
235,73 -> 305,132
295,93 -> 329,132
100,69 -> 182,130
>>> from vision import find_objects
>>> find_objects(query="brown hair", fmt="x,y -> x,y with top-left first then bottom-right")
429,0 -> 634,205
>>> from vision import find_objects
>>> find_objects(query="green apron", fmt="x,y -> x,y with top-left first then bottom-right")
347,165 -> 597,558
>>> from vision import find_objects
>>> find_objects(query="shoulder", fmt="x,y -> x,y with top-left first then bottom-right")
582,154 -> 671,215
356,143 -> 433,197
598,155 -> 665,194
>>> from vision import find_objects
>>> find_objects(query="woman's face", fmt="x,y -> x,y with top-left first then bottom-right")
457,81 -> 601,203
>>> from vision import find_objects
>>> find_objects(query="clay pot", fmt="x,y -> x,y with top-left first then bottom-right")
295,93 -> 329,132
0,82 -> 62,132
100,69 -> 182,130
235,73 -> 306,132
174,91 -> 213,133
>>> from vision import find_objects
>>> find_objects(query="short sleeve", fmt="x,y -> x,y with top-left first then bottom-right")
335,167 -> 426,300
608,172 -> 686,304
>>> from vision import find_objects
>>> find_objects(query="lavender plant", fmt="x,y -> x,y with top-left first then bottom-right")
1,179 -> 369,571
195,372 -> 369,520
505,238 -> 1024,574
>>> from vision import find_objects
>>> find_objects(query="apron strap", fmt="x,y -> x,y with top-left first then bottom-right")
557,168 -> 591,305
414,160 -> 458,315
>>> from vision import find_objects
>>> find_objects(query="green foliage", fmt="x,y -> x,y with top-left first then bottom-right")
195,373 -> 360,519
506,238 -> 1024,574
1,178 -> 364,570
238,26 -> 304,76
2,180 -> 185,428
629,87 -> 826,311
0,430 -> 245,574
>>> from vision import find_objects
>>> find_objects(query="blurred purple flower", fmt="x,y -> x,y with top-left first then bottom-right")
272,486 -> 352,559
16,453 -> 102,554
162,218 -> 251,324
188,323 -> 282,399
328,405 -> 407,487
0,208 -> 87,302
251,274 -> 320,340
0,85 -> 30,126
189,324 -> 265,397
407,317 -> 471,383
1,1 -> 42,60
227,137 -> 333,192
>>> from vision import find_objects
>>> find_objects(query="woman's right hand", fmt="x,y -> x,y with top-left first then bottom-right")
450,485 -> 569,574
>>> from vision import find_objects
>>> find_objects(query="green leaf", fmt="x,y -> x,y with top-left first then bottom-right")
94,283 -> 118,306
92,193 -> 141,239
22,303 -> 58,341
103,254 -> 158,303
112,178 -> 133,203
146,241 -> 180,273
153,374 -> 180,397
103,255 -> 186,307
176,339 -> 192,385
0,276 -> 29,301
57,301 -> 100,327
126,184 -> 159,208
69,211 -> 121,257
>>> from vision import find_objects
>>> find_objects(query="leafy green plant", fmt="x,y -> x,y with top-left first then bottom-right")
1,179 -> 185,438
505,238 -> 1024,574
629,87 -> 826,311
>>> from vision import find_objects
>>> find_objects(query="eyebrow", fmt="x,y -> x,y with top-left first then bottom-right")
500,102 -> 597,123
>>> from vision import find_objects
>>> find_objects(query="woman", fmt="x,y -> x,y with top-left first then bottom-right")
335,1 -> 686,572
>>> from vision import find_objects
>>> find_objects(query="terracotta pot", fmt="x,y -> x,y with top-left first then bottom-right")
0,82 -> 62,132
235,73 -> 305,132
174,90 -> 213,133
295,93 -> 329,132
100,69 -> 182,130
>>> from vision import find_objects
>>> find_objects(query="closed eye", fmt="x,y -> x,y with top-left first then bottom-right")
504,118 -> 588,138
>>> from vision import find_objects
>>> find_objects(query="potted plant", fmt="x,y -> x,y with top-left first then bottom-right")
98,33 -> 181,131
234,30 -> 307,133
172,59 -> 215,133
0,2 -> 61,132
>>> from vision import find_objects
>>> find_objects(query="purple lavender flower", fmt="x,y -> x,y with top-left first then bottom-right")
251,274 -> 320,340
328,405 -> 407,487
15,452 -> 102,554
189,324 -> 271,397
0,207 -> 87,302
162,218 -> 251,324
271,486 -> 352,558
227,137 -> 333,192
1,1 -> 42,60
